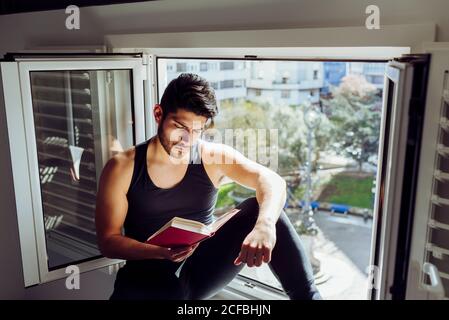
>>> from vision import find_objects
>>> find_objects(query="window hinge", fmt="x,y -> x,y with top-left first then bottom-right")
243,281 -> 256,289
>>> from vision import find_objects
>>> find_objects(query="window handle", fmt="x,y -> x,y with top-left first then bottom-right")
421,262 -> 445,299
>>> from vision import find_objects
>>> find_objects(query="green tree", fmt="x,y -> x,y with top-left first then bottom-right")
270,104 -> 306,174
212,99 -> 332,175
323,74 -> 382,171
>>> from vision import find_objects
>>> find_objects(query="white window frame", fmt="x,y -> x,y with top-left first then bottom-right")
1,56 -> 146,287
369,60 -> 414,300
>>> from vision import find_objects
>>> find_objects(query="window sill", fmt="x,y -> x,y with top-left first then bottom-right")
209,275 -> 289,300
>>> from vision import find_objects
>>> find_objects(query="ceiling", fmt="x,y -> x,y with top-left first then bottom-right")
0,0 -> 156,15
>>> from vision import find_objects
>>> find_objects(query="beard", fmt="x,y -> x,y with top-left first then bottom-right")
157,123 -> 191,161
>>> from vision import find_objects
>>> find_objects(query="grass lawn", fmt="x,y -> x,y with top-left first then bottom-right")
318,172 -> 375,209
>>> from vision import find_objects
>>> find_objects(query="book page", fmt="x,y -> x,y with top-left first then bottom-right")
210,208 -> 241,232
147,216 -> 210,242
173,217 -> 207,229
172,220 -> 210,235
147,210 -> 240,243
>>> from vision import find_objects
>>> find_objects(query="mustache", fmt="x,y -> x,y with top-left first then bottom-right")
173,141 -> 191,148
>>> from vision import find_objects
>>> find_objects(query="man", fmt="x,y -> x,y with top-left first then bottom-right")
95,73 -> 321,300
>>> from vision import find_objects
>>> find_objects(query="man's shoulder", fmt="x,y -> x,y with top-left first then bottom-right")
112,147 -> 135,166
102,147 -> 136,180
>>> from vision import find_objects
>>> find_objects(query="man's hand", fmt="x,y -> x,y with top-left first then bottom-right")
162,243 -> 200,262
234,222 -> 276,267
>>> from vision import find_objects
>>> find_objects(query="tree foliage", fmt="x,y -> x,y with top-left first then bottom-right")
323,74 -> 382,171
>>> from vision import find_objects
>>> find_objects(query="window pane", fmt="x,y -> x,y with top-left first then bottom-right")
220,61 -> 234,70
30,70 -> 134,270
176,63 -> 187,72
200,62 -> 208,72
220,80 -> 234,89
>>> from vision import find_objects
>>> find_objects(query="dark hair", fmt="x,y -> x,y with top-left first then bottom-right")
160,73 -> 218,123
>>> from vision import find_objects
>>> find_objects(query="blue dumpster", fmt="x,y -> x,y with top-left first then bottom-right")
330,203 -> 350,214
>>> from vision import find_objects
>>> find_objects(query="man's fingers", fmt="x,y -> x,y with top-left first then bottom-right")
255,246 -> 263,267
169,246 -> 193,259
233,256 -> 241,265
171,251 -> 191,262
172,247 -> 192,256
170,243 -> 201,261
234,244 -> 248,266
184,249 -> 195,259
234,241 -> 274,267
262,246 -> 271,263
170,246 -> 192,254
246,244 -> 257,267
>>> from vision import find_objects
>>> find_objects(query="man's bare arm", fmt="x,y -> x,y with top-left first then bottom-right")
207,143 -> 287,226
203,142 -> 287,267
95,153 -> 194,261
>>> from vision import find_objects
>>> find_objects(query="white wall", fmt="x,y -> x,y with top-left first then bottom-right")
1,0 -> 449,299
1,0 -> 449,56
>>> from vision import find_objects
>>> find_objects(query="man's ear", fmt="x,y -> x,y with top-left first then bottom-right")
153,104 -> 163,124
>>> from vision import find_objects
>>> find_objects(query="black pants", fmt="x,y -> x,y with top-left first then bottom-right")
110,197 -> 322,300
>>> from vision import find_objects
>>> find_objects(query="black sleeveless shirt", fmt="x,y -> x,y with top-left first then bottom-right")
124,138 -> 219,243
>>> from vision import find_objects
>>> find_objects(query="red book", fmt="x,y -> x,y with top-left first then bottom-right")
145,208 -> 241,248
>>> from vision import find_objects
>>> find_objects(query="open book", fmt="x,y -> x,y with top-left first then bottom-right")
145,208 -> 241,248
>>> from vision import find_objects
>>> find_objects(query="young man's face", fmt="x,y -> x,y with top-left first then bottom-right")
154,105 -> 209,159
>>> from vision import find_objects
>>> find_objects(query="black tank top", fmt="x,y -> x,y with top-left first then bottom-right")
124,138 -> 219,243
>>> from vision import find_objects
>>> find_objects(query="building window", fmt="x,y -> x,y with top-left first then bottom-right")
313,70 -> 319,80
220,80 -> 234,89
298,69 -> 307,82
281,71 -> 290,84
281,90 -> 290,99
255,89 -> 262,96
234,79 -> 245,88
210,81 -> 219,90
200,62 -> 208,72
176,63 -> 187,72
220,61 -> 234,70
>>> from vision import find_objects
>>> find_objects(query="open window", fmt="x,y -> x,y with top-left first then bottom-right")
145,47 -> 447,300
149,53 -> 426,299
1,54 -> 146,286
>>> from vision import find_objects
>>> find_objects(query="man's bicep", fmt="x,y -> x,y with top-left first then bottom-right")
95,158 -> 130,243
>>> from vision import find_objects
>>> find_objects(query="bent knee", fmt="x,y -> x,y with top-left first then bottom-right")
236,197 -> 259,211
235,197 -> 259,219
